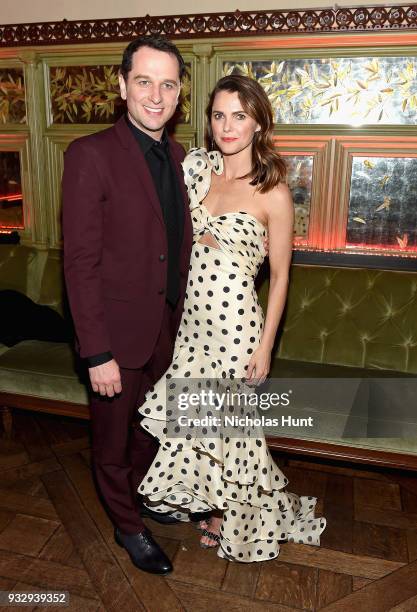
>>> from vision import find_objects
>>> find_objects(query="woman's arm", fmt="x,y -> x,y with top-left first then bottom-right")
246,183 -> 294,384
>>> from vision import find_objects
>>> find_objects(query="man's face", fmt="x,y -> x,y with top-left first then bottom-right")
119,46 -> 181,140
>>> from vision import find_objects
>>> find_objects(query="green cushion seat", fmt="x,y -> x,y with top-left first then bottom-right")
0,340 -> 88,405
265,357 -> 417,455
0,344 -> 10,357
2,244 -> 417,461
258,265 -> 417,374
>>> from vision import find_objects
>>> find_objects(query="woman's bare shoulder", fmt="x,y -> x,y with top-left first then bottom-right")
262,182 -> 293,218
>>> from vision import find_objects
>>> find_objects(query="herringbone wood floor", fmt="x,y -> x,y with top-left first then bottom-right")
0,409 -> 417,611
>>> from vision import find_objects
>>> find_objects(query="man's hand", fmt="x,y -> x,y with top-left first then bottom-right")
89,359 -> 122,397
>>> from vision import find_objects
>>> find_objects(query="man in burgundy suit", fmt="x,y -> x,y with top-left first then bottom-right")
62,36 -> 192,575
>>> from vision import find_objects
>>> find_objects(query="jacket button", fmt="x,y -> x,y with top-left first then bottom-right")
158,288 -> 165,294
159,254 -> 166,261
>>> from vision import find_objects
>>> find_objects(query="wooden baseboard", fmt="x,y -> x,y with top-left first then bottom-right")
2,392 -> 417,470
266,436 -> 417,471
0,392 -> 90,420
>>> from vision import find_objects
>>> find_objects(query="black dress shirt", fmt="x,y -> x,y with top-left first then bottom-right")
86,115 -> 184,368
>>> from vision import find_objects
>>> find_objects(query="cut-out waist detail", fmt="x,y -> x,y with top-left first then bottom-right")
200,202 -> 268,231
196,230 -> 221,251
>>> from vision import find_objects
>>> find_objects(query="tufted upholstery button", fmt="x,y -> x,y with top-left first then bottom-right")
383,306 -> 396,318
159,254 -> 166,262
340,302 -> 352,314
158,288 -> 165,295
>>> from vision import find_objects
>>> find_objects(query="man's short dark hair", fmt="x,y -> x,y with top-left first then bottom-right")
120,35 -> 186,81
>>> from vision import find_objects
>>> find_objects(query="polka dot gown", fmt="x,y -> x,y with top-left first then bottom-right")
138,148 -> 326,562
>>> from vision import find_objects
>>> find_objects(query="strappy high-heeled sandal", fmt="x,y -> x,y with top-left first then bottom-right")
190,511 -> 212,532
194,519 -> 210,532
199,528 -> 221,549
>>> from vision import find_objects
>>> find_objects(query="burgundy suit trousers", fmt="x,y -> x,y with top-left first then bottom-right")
89,301 -> 178,534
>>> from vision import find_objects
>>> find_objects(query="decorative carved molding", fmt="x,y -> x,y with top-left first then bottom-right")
16,50 -> 39,65
1,6 -> 417,47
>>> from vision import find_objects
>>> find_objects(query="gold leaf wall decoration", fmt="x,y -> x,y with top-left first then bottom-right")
223,56 -> 417,125
180,67 -> 192,124
284,155 -> 314,241
50,65 -> 123,124
0,68 -> 26,124
50,64 -> 192,125
347,156 -> 417,251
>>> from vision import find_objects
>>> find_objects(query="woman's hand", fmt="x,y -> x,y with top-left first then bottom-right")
245,345 -> 271,386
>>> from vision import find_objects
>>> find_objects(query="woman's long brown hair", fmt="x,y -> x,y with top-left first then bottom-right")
205,74 -> 287,194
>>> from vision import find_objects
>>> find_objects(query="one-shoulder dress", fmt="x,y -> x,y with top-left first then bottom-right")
137,148 -> 326,562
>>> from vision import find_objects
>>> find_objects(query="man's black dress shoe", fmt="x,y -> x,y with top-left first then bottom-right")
114,528 -> 173,575
138,499 -> 181,525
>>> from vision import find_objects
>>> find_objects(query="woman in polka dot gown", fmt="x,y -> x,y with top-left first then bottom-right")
138,75 -> 326,562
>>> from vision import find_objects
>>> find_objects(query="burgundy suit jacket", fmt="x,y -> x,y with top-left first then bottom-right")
62,116 -> 193,369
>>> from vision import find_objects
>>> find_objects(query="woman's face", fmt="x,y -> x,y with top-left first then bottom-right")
210,90 -> 260,155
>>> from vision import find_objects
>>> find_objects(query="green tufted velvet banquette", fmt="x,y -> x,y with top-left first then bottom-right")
1,244 -> 417,467
275,265 -> 417,374
0,245 -> 89,416
257,264 -> 417,466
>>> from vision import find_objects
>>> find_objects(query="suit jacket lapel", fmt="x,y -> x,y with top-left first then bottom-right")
114,117 -> 164,227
